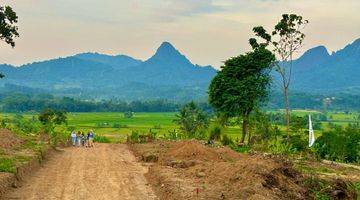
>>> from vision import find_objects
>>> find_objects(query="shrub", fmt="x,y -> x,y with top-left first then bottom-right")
124,111 -> 134,118
0,158 -> 15,173
194,129 -> 207,140
289,134 -> 308,152
314,126 -> 360,163
148,128 -> 158,139
127,130 -> 140,143
174,102 -> 209,138
267,139 -> 295,155
165,129 -> 182,140
208,126 -> 222,141
221,134 -> 233,146
153,124 -> 162,129
11,115 -> 41,135
356,182 -> 360,197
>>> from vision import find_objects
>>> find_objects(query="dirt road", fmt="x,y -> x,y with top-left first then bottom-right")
3,144 -> 157,200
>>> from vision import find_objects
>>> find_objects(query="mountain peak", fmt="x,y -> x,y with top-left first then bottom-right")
146,41 -> 193,66
153,42 -> 181,57
159,41 -> 176,50
298,45 -> 330,62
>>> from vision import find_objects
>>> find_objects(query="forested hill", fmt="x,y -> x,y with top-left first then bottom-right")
284,38 -> 360,93
0,42 -> 217,101
0,38 -> 360,101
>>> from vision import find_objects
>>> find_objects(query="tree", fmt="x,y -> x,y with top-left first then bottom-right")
38,108 -> 67,146
250,14 -> 308,140
209,47 -> 275,143
174,102 -> 209,137
38,108 -> 67,127
0,5 -> 19,78
0,5 -> 19,47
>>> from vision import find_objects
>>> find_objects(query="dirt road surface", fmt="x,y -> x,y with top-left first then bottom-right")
2,144 -> 157,200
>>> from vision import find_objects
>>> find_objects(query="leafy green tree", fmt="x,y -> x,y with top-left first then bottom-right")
250,14 -> 308,140
0,5 -> 19,78
314,126 -> 360,163
38,108 -> 67,146
39,109 -> 67,126
174,102 -> 209,137
0,5 -> 19,47
208,47 -> 275,143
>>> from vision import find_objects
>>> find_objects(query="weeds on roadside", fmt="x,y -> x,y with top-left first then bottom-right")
94,135 -> 111,143
0,157 -> 15,173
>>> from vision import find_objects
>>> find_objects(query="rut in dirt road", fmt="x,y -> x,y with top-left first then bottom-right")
2,144 -> 157,200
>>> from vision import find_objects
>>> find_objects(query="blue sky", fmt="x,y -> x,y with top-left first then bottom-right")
1,0 -> 360,68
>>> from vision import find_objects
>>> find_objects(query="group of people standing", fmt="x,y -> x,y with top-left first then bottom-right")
71,130 -> 95,147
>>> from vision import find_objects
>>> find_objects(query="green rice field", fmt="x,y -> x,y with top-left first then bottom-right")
0,110 -> 358,142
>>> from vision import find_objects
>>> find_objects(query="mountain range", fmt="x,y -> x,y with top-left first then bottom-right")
0,38 -> 359,101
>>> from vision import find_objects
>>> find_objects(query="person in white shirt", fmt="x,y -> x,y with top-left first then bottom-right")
71,131 -> 77,146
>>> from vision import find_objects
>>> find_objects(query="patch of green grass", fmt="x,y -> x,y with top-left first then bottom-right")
303,177 -> 331,200
0,148 -> 6,155
0,157 -> 16,173
355,182 -> 360,198
94,135 -> 111,143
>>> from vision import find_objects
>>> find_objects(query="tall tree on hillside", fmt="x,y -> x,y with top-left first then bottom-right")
0,5 -> 19,78
208,47 -> 275,143
250,14 -> 308,140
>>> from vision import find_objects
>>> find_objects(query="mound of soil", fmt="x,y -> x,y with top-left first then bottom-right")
0,129 -> 23,149
130,140 -> 357,200
164,140 -> 222,162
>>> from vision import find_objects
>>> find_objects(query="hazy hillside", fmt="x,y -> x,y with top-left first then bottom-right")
288,38 -> 360,93
0,38 -> 359,100
0,42 -> 217,101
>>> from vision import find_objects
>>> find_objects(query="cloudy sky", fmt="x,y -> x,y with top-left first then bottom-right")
0,0 -> 359,68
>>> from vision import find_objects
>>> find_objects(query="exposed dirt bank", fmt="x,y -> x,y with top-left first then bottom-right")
130,140 -> 358,200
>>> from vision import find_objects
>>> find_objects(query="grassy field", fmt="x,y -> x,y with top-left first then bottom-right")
0,110 -> 358,142
66,112 -> 178,142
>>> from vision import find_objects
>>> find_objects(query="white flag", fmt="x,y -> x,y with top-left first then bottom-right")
308,115 -> 315,147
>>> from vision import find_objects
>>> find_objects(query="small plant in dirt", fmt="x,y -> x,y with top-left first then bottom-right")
174,101 -> 209,138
